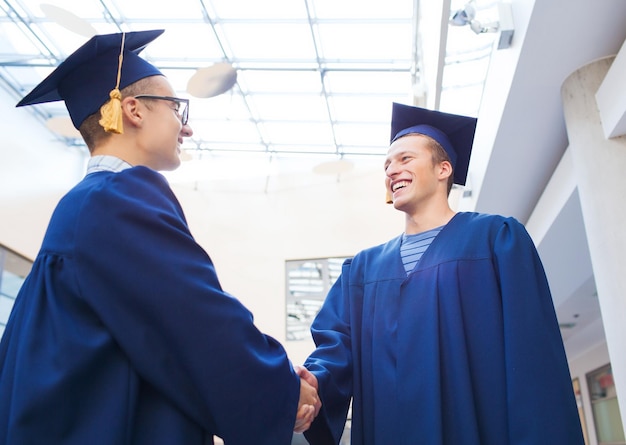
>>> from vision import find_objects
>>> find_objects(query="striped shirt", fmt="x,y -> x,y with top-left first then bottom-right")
400,225 -> 444,274
86,155 -> 132,175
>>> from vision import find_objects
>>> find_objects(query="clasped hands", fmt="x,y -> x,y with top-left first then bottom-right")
293,365 -> 321,433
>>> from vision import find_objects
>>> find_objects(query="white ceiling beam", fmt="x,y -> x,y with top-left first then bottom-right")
414,0 -> 451,110
595,37 -> 626,139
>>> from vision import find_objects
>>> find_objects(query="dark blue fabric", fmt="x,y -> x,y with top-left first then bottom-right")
0,166 -> 299,445
389,103 -> 477,185
304,212 -> 584,445
16,30 -> 164,129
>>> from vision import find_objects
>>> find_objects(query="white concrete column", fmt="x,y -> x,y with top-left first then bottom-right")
561,55 -> 626,428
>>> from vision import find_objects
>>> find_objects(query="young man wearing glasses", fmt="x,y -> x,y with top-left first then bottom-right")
0,30 -> 319,445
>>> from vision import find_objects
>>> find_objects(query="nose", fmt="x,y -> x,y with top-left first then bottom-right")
385,160 -> 399,178
181,122 -> 193,137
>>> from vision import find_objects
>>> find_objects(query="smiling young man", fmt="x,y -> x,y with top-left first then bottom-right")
298,103 -> 585,444
0,30 -> 319,445
384,128 -> 456,234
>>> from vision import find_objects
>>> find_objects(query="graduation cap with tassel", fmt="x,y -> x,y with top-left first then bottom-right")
385,102 -> 478,204
98,32 -> 126,134
16,29 -> 165,133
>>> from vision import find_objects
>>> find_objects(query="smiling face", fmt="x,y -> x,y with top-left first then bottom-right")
384,134 -> 452,215
133,76 -> 193,171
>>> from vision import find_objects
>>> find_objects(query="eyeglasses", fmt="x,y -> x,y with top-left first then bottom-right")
134,94 -> 190,126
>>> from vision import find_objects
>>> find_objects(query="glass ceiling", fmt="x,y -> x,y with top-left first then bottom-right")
0,0 -> 498,175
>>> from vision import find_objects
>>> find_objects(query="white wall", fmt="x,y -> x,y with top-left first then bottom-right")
569,341 -> 613,445
0,86 -> 86,259
561,55 -> 626,433
172,169 -> 404,364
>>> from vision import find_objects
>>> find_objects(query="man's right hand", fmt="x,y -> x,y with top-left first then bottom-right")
293,366 -> 321,433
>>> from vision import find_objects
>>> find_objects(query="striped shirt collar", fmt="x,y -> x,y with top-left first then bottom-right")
86,155 -> 133,175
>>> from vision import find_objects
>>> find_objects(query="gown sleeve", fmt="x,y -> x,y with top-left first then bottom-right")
495,218 -> 584,444
73,167 -> 299,444
304,259 -> 355,445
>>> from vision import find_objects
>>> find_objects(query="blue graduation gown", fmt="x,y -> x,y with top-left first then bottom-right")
0,166 -> 299,445
304,212 -> 584,445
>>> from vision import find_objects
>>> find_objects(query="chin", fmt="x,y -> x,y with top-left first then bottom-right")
159,158 -> 181,172
392,199 -> 410,212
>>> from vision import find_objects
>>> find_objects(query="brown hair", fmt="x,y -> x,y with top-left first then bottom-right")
417,134 -> 455,195
428,137 -> 454,195
78,76 -> 160,151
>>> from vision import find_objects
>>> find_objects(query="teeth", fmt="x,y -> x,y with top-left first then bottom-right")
392,181 -> 409,192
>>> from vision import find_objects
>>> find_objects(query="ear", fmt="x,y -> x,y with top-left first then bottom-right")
121,96 -> 144,128
438,160 -> 453,181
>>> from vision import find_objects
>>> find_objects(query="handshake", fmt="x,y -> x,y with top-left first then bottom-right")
293,365 -> 321,433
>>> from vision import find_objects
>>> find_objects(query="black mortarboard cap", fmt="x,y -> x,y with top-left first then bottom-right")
390,102 -> 477,185
16,29 -> 164,130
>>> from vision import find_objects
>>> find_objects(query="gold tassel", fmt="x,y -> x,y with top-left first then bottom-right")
99,88 -> 123,133
385,190 -> 393,204
99,32 -> 126,134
